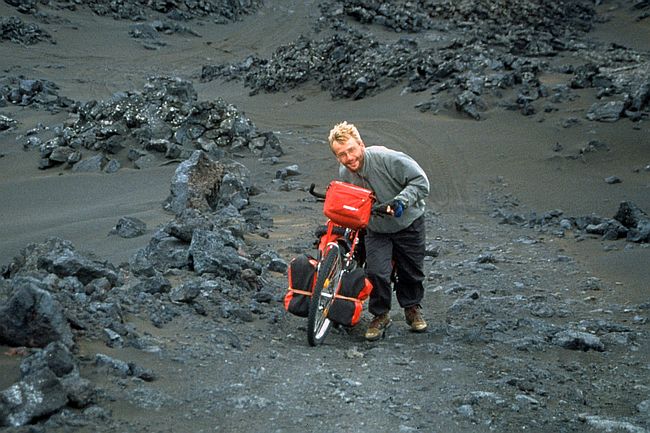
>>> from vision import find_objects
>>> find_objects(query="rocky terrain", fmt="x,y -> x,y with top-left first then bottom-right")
0,1 -> 649,432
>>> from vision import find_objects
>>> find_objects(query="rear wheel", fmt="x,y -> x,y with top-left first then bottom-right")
307,244 -> 343,346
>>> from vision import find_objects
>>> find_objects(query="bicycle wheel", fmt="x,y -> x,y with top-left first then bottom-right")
307,244 -> 343,346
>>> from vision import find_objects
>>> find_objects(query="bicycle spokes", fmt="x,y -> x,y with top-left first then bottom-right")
307,244 -> 344,346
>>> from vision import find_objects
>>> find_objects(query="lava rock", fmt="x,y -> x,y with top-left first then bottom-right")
111,216 -> 147,238
0,16 -> 52,45
586,100 -> 625,122
0,283 -> 73,348
0,369 -> 67,427
552,330 -> 605,351
164,150 -> 226,216
614,201 -> 650,242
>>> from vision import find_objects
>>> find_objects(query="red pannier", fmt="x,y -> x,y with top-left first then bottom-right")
323,181 -> 374,230
284,254 -> 317,317
327,268 -> 373,327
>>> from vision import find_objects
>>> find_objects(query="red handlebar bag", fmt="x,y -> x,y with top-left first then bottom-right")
323,181 -> 374,230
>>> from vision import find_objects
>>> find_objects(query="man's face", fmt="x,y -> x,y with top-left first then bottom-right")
332,136 -> 365,172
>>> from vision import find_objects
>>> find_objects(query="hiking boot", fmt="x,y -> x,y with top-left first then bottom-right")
405,306 -> 427,332
364,313 -> 391,341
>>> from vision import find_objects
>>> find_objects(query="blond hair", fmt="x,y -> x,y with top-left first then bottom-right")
328,121 -> 362,150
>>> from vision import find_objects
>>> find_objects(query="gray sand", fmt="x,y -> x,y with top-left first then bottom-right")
1,2 -> 648,295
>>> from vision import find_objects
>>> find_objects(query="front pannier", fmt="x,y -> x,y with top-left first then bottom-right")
327,268 -> 373,327
284,254 -> 317,317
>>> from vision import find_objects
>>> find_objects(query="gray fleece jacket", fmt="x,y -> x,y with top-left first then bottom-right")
338,145 -> 430,233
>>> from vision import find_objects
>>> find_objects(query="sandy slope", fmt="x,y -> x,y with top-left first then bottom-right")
0,4 -> 648,309
2,1 -> 647,294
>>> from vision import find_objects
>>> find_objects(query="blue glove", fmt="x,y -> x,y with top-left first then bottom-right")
388,200 -> 404,217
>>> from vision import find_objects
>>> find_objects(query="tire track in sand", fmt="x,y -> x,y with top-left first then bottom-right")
359,118 -> 477,213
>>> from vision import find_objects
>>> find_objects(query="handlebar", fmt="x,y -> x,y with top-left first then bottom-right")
308,183 -> 326,200
371,203 -> 392,216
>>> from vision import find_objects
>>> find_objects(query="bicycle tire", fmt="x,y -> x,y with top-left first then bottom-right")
307,244 -> 343,346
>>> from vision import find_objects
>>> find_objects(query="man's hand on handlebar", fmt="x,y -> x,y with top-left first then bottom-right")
372,199 -> 404,217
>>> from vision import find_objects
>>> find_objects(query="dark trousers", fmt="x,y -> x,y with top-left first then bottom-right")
364,216 -> 426,316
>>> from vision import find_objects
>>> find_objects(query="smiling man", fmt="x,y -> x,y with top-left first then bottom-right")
328,121 -> 431,341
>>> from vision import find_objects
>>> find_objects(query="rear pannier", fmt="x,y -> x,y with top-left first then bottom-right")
284,254 -> 317,317
327,268 -> 373,327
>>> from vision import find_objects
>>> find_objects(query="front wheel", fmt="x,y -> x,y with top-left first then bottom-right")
307,244 -> 343,346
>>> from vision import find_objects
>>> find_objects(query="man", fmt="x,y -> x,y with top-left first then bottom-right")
328,121 -> 430,341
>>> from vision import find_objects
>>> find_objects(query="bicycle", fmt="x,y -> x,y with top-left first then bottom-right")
306,182 -> 389,346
